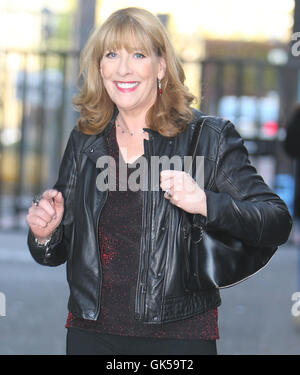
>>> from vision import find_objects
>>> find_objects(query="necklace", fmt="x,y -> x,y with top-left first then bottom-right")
116,122 -> 146,136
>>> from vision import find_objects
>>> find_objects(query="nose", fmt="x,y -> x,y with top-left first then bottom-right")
116,54 -> 132,76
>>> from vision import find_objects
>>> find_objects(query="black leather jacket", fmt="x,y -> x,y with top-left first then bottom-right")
27,109 -> 292,324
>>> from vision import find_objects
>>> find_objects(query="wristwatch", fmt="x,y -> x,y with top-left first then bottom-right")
34,236 -> 52,247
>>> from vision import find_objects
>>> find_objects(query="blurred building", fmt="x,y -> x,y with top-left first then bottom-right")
0,0 -> 77,227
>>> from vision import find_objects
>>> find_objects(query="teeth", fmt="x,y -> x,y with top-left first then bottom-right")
116,82 -> 139,89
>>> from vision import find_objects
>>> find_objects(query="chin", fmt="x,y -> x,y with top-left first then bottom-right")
115,101 -> 141,112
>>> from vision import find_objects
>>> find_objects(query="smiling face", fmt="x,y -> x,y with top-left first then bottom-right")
100,43 -> 166,116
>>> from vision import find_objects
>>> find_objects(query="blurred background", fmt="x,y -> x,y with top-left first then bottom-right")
0,0 -> 300,355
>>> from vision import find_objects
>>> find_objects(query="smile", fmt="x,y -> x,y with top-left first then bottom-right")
114,81 -> 139,92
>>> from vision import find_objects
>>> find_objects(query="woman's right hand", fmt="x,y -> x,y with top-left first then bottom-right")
26,189 -> 64,242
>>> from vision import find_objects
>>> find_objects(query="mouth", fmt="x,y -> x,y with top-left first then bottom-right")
114,81 -> 140,92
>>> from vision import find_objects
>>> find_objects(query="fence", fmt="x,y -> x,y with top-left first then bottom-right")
196,57 -> 298,215
199,58 -> 290,141
0,49 -> 79,229
0,50 -> 298,229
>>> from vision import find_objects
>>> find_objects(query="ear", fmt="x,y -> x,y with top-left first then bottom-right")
158,56 -> 166,80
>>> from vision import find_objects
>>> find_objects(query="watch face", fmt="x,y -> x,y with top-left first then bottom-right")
35,237 -> 50,246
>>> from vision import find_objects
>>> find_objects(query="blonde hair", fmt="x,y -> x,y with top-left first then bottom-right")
73,7 -> 195,136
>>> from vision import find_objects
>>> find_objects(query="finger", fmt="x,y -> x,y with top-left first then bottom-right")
160,170 -> 183,179
34,205 -> 55,223
160,179 -> 174,191
172,175 -> 185,192
163,175 -> 184,192
27,215 -> 48,228
163,187 -> 174,199
161,171 -> 187,188
160,176 -> 174,186
183,174 -> 198,193
53,191 -> 64,206
169,194 -> 181,207
164,191 -> 171,200
42,189 -> 60,202
29,205 -> 51,218
38,199 -> 56,218
28,206 -> 53,223
169,172 -> 196,193
160,170 -> 175,182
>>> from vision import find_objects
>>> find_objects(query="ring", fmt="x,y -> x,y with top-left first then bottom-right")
32,195 -> 42,206
165,189 -> 172,197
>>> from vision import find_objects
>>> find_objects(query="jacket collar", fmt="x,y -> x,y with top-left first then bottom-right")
81,108 -> 118,155
81,107 -> 205,162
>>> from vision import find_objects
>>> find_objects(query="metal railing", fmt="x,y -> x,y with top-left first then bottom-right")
199,58 -> 289,142
0,49 -> 79,229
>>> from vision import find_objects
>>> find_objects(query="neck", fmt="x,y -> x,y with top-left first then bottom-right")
117,103 -> 154,133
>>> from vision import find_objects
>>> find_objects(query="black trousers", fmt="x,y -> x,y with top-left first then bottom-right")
66,327 -> 217,355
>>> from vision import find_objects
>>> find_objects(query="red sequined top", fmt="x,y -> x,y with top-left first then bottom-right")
65,124 -> 219,340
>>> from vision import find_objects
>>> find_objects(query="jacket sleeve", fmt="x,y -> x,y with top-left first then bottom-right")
27,128 -> 78,266
194,120 -> 292,247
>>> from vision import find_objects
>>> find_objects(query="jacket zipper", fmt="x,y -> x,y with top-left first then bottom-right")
94,189 -> 108,318
94,134 -> 112,319
135,135 -> 152,321
159,201 -> 171,322
65,150 -> 82,277
135,189 -> 150,320
81,134 -> 110,320
182,223 -> 191,277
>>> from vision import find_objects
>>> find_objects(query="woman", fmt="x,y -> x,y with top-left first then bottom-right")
26,7 -> 292,355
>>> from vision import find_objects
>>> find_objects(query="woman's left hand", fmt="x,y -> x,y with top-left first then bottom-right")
160,170 -> 207,216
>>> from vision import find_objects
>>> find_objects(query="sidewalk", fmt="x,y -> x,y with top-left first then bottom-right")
218,241 -> 300,354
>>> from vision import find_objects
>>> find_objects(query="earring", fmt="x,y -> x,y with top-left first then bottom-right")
158,79 -> 162,96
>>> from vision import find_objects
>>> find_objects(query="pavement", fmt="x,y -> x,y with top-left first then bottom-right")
0,230 -> 299,355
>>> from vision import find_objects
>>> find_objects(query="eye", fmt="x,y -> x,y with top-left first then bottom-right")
134,52 -> 146,59
105,51 -> 117,58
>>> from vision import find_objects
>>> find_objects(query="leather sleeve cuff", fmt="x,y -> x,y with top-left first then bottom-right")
28,225 -> 62,248
192,189 -> 212,229
27,225 -> 63,264
193,189 -> 233,231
